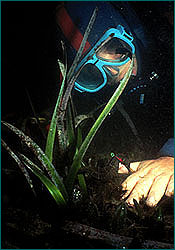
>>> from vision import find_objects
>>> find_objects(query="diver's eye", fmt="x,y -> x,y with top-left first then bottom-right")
104,66 -> 119,76
120,54 -> 126,59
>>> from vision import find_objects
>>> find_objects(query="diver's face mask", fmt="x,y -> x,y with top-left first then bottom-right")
74,25 -> 135,93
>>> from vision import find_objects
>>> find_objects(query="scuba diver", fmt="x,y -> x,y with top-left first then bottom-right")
56,1 -> 149,110
56,2 -> 174,207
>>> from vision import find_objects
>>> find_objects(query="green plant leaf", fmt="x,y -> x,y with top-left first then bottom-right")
1,138 -> 36,196
57,118 -> 67,154
58,7 -> 98,124
76,126 -> 83,150
66,7 -> 98,82
66,59 -> 134,194
78,174 -> 87,196
65,100 -> 76,148
45,52 -> 67,162
2,121 -> 68,201
20,154 -> 66,206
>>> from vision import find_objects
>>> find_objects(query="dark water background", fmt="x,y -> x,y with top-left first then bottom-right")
2,2 -> 59,117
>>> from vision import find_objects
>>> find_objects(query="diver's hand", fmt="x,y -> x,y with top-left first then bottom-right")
119,157 -> 174,207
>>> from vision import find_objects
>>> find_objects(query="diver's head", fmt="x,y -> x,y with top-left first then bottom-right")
56,2 -> 137,93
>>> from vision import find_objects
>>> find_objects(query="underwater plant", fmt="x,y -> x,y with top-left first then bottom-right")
2,7 -> 133,207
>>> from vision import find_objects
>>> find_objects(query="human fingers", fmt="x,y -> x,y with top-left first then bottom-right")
123,174 -> 155,206
121,161 -> 155,192
121,161 -> 166,205
118,161 -> 141,174
118,163 -> 129,174
165,174 -> 174,197
146,173 -> 171,207
118,159 -> 156,174
121,169 -> 150,200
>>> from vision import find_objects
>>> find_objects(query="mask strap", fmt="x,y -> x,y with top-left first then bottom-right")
56,6 -> 91,53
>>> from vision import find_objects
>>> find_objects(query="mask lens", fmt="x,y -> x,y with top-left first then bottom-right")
76,64 -> 104,90
97,38 -> 132,62
104,65 -> 119,76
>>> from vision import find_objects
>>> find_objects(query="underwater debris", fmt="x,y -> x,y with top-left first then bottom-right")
62,220 -> 174,249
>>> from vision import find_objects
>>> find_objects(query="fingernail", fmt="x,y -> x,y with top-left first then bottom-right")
122,183 -> 127,189
127,199 -> 134,207
146,197 -> 155,207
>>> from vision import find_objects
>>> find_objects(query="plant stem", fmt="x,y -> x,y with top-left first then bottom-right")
66,59 -> 134,194
59,7 -> 98,121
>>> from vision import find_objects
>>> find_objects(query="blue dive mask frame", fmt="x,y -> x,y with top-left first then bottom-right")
74,25 -> 135,93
